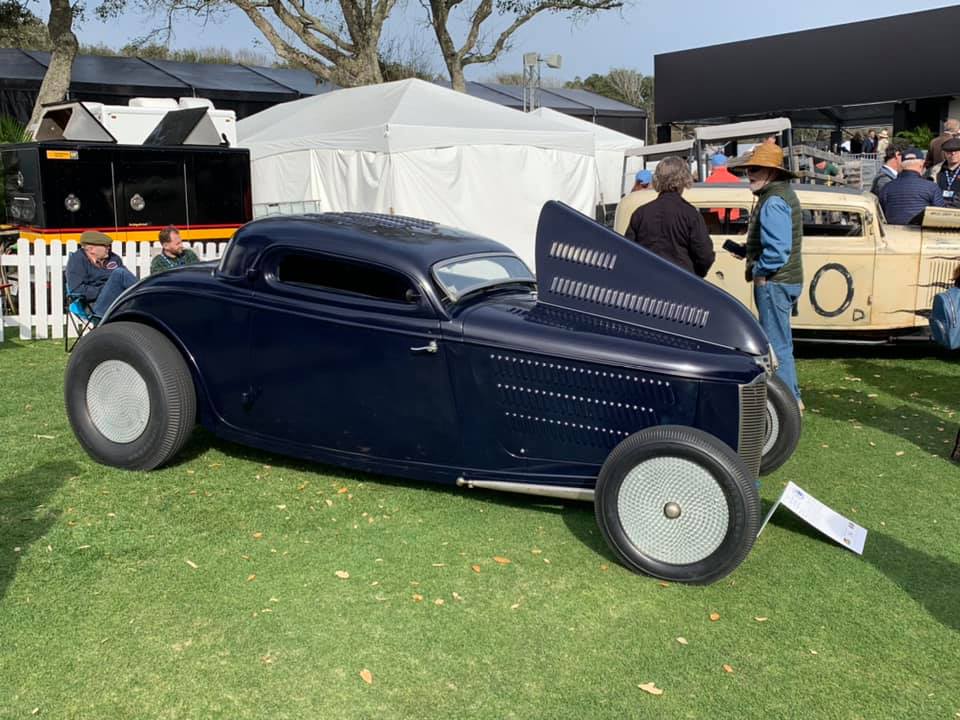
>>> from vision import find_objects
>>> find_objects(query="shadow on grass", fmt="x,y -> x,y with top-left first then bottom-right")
837,358 -> 960,413
767,513 -> 960,633
0,461 -> 80,601
865,532 -> 960,633
810,387 -> 957,458
170,428 -> 615,557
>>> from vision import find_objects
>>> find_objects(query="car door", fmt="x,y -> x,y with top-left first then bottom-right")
696,205 -> 755,310
795,206 -> 875,329
244,246 -> 462,464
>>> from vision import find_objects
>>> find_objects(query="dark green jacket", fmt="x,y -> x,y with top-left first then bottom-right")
745,181 -> 803,285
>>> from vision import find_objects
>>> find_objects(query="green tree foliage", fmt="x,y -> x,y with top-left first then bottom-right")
567,68 -> 653,141
896,125 -> 935,150
0,0 -> 51,49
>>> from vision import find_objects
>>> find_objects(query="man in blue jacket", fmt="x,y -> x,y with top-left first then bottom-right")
879,147 -> 944,224
65,230 -> 138,318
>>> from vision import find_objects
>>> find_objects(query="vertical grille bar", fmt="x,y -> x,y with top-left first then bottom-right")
738,375 -> 767,477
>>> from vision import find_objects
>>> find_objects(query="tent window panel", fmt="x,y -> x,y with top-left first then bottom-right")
277,253 -> 416,304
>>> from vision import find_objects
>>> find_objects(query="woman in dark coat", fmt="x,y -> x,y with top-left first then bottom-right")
624,156 -> 715,277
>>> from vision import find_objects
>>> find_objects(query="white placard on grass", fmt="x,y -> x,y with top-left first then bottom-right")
758,481 -> 867,555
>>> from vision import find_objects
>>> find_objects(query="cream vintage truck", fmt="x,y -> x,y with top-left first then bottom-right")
615,184 -> 960,341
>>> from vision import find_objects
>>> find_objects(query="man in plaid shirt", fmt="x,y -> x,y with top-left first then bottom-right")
151,226 -> 200,274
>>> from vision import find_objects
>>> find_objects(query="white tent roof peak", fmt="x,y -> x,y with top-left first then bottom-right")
238,78 -> 595,157
530,107 -> 643,149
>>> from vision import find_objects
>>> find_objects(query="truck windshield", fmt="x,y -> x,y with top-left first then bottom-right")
432,254 -> 534,302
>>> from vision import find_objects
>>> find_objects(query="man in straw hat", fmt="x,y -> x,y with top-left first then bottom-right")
731,143 -> 804,407
65,230 -> 138,318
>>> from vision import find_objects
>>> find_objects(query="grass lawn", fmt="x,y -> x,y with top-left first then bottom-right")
1,334 -> 958,719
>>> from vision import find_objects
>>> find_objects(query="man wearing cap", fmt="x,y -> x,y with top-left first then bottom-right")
65,230 -> 138,318
925,118 -> 960,171
631,169 -> 653,192
935,137 -> 960,208
878,147 -> 945,224
736,143 -> 804,405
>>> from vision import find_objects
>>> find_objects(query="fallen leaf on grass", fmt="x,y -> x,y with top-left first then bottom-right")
638,682 -> 663,696
895,451 -> 905,456
432,563 -> 446,567
510,603 -> 520,610
600,564 -> 609,571
412,594 -> 424,603
867,393 -> 878,398
335,570 -> 350,579
434,598 -> 445,606
185,559 -> 198,569
337,487 -> 349,494
722,664 -> 733,673
360,669 -> 373,684
452,592 -> 463,601
33,434 -> 55,440
252,532 -> 263,540
709,612 -> 720,621
754,616 -> 768,622
658,581 -> 669,588
471,564 -> 481,573
247,574 -> 256,582
676,637 -> 688,645
493,556 -> 511,565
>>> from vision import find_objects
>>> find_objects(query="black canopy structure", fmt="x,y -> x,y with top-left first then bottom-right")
654,5 -> 960,140
0,49 -> 334,122
1,49 -> 646,139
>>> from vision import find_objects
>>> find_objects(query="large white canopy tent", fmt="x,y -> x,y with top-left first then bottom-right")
238,79 -> 599,269
530,106 -> 644,204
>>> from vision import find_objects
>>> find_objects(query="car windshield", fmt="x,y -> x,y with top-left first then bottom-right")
432,254 -> 535,302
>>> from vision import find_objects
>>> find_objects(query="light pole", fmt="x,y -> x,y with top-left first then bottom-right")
522,53 -> 562,112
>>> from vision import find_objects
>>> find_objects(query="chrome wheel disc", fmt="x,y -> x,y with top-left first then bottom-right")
763,398 -> 780,456
617,457 -> 729,564
86,360 -> 150,443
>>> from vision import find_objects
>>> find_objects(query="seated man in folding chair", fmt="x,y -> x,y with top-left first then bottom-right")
65,230 -> 138,323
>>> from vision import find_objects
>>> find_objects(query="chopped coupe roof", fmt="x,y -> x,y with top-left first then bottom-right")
237,212 -> 516,274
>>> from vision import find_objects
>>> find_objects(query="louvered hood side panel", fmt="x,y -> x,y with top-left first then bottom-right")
535,201 -> 768,356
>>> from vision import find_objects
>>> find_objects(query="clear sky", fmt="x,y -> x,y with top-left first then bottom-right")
40,0 -> 960,83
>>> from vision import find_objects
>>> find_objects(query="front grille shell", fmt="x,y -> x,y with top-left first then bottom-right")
738,375 -> 767,477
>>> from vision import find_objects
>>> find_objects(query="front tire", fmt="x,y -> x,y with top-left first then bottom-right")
595,426 -> 760,585
65,322 -> 196,470
760,374 -> 802,476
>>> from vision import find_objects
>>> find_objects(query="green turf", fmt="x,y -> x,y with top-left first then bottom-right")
1,335 -> 958,719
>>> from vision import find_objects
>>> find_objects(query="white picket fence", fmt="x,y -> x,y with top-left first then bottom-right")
1,240 -> 228,341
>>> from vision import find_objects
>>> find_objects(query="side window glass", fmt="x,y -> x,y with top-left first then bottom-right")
276,252 -> 418,304
802,210 -> 864,238
698,207 -> 751,235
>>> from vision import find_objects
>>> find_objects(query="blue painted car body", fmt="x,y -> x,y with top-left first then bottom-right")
102,202 -> 771,490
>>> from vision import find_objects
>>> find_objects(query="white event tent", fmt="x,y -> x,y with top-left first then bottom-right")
530,107 -> 644,205
238,79 -> 600,269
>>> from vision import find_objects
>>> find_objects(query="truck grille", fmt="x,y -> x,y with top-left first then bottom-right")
738,376 -> 767,477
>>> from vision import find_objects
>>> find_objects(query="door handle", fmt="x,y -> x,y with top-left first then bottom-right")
411,340 -> 438,354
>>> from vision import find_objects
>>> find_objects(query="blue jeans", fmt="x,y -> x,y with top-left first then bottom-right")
93,268 -> 138,317
754,281 -> 802,400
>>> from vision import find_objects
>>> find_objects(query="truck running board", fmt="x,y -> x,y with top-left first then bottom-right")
456,477 -> 594,503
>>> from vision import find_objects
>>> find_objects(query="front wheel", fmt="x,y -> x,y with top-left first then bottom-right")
760,374 -> 802,476
594,425 -> 760,585
65,322 -> 196,470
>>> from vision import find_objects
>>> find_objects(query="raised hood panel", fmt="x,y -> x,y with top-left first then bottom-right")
535,201 -> 769,356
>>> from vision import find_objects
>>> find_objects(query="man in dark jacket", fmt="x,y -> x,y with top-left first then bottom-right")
624,156 -> 715,278
935,137 -> 960,208
65,230 -> 138,317
879,147 -> 945,224
869,144 -> 901,196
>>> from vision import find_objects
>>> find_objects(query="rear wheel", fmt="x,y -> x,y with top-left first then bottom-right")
595,425 -> 760,585
760,374 -> 802,476
65,322 -> 195,470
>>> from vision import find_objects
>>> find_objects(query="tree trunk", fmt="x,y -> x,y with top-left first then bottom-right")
28,0 -> 77,130
449,63 -> 466,93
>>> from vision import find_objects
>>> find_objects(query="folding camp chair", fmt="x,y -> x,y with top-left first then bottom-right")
64,287 -> 98,352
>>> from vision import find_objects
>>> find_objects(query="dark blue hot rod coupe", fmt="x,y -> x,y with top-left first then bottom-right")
65,202 -> 800,584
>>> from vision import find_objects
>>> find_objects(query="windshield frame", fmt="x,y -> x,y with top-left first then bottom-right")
430,252 -> 536,304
